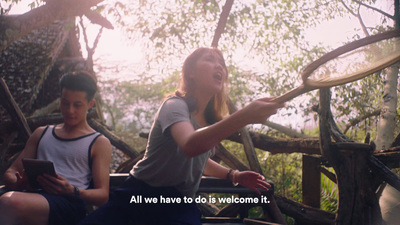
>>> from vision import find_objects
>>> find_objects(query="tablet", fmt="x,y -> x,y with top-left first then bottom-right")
22,158 -> 56,189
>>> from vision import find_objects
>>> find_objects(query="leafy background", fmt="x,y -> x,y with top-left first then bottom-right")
3,0 -> 398,223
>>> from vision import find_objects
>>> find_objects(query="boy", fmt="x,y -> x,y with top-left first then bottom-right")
0,71 -> 112,225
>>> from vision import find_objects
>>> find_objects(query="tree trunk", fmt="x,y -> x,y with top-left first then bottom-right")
319,88 -> 383,225
377,2 -> 400,223
374,65 -> 398,149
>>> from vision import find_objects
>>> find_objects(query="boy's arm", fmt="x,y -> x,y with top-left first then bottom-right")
2,127 -> 46,190
79,135 -> 112,206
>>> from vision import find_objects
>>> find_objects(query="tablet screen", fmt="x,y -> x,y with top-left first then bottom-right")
22,158 -> 56,189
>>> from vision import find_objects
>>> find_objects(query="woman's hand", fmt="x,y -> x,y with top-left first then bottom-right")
37,174 -> 75,196
240,97 -> 285,125
235,170 -> 271,194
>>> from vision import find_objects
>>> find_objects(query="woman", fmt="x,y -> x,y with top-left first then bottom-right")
79,47 -> 284,225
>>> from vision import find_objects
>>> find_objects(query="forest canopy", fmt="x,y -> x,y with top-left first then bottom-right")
2,1 -> 399,223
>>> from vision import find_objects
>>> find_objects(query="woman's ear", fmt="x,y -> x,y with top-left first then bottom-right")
187,72 -> 195,80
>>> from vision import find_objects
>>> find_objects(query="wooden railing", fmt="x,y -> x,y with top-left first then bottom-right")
109,173 -> 280,225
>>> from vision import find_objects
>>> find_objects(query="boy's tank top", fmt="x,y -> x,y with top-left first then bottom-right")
36,125 -> 101,189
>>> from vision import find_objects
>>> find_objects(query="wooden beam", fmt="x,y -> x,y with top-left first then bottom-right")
0,78 -> 31,141
227,132 -> 321,155
226,98 -> 262,173
318,88 -> 383,225
215,143 -> 249,171
227,98 -> 287,224
302,154 -> 321,208
274,195 -> 335,225
142,130 -> 321,155
368,155 -> 400,192
243,218 -> 283,225
88,118 -> 140,159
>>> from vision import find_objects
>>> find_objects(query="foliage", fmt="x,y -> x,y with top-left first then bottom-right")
222,139 -> 303,201
6,0 -> 397,222
99,71 -> 180,131
91,2 -> 399,224
1,0 -> 41,15
96,0 -> 397,134
93,3 -> 397,222
320,167 -> 338,213
260,152 -> 303,201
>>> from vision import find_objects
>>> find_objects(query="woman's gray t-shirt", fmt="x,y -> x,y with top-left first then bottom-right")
131,96 -> 212,197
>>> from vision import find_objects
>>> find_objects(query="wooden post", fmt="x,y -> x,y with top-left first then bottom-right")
302,154 -> 321,208
319,88 -> 383,225
226,98 -> 286,224
0,78 -> 32,141
333,146 -> 382,225
88,118 -> 140,159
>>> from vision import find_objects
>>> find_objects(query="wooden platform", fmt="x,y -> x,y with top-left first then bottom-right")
202,218 -> 281,225
0,174 -> 280,225
110,173 -> 274,195
110,174 -> 279,225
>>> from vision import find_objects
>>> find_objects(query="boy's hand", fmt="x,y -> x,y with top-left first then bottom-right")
14,170 -> 30,191
37,174 -> 75,196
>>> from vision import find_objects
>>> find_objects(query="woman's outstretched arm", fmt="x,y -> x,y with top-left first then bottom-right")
171,97 -> 284,157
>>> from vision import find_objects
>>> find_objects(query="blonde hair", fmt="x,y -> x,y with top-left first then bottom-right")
175,47 -> 229,124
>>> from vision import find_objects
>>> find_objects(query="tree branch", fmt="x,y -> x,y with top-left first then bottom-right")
352,0 -> 395,20
340,0 -> 368,36
0,0 -> 112,52
343,109 -> 380,134
263,120 -> 315,139
211,0 -> 234,47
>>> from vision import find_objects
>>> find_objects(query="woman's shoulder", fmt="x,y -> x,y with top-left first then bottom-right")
162,96 -> 188,108
158,96 -> 190,119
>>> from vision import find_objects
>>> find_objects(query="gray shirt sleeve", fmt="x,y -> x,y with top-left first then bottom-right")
158,97 -> 191,134
131,96 -> 211,197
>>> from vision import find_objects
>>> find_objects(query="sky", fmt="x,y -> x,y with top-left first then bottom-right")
5,0 -> 392,80
4,0 -> 143,80
6,0 -> 391,74
4,0 -> 393,130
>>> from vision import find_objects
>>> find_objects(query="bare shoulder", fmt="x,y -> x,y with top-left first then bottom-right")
31,125 -> 48,137
92,134 -> 112,156
25,125 -> 49,145
11,126 -> 50,164
95,134 -> 111,146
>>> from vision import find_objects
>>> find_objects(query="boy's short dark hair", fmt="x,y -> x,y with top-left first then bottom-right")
59,71 -> 97,101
